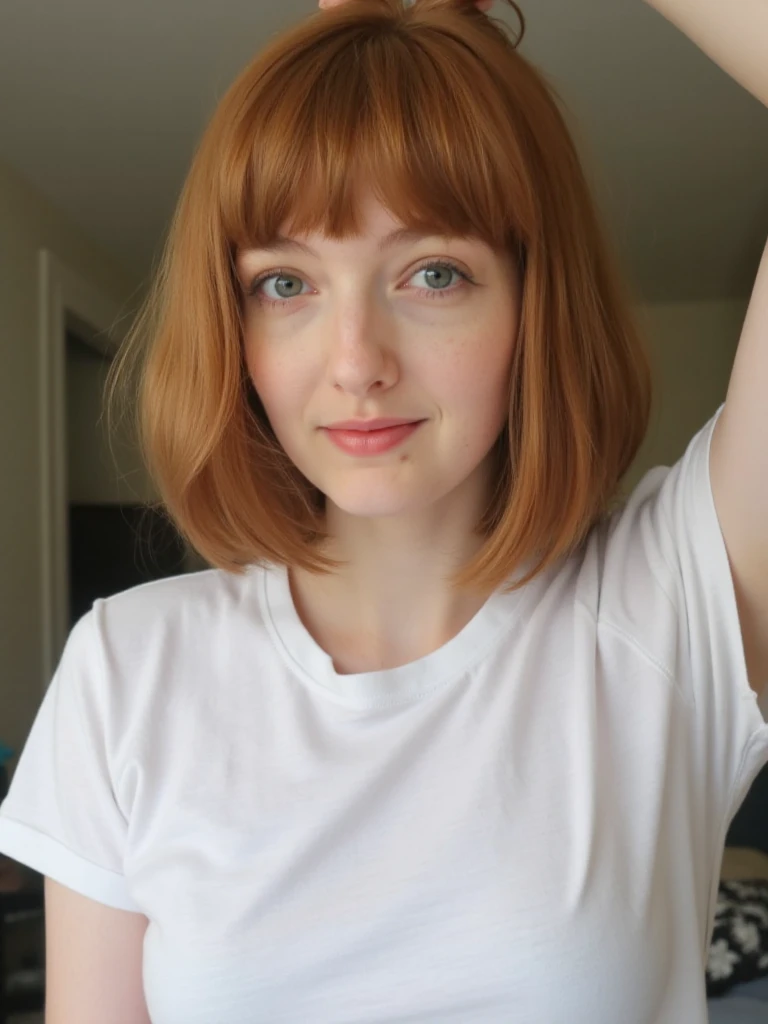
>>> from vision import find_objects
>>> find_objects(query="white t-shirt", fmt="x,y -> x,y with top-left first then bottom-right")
1,408 -> 768,1023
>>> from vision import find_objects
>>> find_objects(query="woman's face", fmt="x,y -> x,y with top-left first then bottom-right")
238,194 -> 521,522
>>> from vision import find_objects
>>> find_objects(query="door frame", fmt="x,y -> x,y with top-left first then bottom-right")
38,249 -> 127,691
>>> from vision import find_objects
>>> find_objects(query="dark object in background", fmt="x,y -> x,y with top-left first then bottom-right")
0,761 -> 44,1023
69,503 -> 188,626
727,764 -> 768,857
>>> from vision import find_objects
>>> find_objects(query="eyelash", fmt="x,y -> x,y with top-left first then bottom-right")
246,260 -> 474,308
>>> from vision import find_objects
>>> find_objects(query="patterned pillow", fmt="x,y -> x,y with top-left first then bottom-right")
707,879 -> 768,998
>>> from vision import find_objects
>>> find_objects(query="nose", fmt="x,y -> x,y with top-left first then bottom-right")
326,294 -> 399,398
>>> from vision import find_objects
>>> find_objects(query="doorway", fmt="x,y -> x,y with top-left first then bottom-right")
65,330 -> 188,629
39,250 -> 192,690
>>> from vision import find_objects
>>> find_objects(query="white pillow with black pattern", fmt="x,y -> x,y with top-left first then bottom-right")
707,879 -> 768,998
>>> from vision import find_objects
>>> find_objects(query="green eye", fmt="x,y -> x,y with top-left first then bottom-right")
423,266 -> 455,289
270,274 -> 304,299
250,272 -> 309,302
410,263 -> 465,291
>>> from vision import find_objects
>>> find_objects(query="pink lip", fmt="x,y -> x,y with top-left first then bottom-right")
322,419 -> 425,457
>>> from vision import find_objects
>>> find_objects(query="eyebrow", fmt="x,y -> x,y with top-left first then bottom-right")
249,228 -> 444,260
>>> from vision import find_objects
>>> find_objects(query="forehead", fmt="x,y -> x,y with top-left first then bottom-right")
308,193 -> 402,239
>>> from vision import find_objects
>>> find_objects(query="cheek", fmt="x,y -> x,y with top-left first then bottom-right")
244,339 -> 303,430
438,321 -> 517,431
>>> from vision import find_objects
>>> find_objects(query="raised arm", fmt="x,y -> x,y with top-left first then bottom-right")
644,0 -> 768,106
643,0 -> 768,697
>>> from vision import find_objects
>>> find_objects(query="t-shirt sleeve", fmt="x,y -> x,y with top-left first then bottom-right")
0,610 -> 140,912
601,404 -> 768,830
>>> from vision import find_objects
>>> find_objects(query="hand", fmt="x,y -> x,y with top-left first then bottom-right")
319,0 -> 494,10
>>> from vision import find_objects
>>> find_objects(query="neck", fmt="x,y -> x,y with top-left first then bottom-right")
290,466 -> 495,673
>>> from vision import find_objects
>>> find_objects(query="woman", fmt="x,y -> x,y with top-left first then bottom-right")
0,0 -> 766,1020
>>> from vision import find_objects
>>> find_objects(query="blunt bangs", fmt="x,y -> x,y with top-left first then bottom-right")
219,0 -> 532,253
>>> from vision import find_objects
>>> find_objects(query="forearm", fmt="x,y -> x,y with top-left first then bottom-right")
644,0 -> 768,107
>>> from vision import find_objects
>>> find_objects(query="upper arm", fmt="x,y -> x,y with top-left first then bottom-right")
44,878 -> 151,1024
709,235 -> 768,697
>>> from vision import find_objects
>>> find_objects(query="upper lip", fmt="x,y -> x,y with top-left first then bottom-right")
324,418 -> 423,432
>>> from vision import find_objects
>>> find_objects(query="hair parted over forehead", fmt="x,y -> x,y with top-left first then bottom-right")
110,0 -> 652,593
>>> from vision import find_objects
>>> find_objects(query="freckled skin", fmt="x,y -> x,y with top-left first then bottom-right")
238,194 -> 520,523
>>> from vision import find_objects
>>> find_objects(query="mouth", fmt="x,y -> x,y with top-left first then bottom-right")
324,417 -> 424,432
321,419 -> 426,457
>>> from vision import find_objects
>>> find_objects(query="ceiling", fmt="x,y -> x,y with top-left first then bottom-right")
1,0 -> 766,302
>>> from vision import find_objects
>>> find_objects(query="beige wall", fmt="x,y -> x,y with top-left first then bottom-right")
0,152 -> 750,763
625,298 -> 745,491
0,157 -> 139,761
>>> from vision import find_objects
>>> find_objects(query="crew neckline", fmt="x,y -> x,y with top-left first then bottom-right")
254,560 -> 541,710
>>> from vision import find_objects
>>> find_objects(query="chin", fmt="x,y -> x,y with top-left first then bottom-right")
320,475 -> 435,520
326,490 -> 423,520
304,458 -> 486,522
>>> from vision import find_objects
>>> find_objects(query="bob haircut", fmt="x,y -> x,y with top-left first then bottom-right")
112,0 -> 652,594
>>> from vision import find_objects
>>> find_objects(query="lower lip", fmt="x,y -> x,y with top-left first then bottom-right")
323,422 -> 423,456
